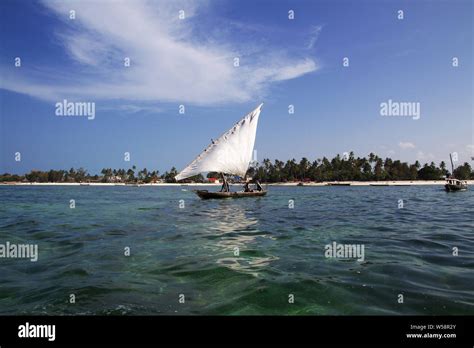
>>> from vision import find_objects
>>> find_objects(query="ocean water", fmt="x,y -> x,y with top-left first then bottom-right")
0,185 -> 473,315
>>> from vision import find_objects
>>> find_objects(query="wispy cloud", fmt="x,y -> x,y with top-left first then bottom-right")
98,103 -> 163,114
398,141 -> 416,149
416,151 -> 435,161
0,0 -> 319,107
306,25 -> 323,49
307,25 -> 323,49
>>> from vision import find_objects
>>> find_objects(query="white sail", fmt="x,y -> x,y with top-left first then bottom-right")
175,103 -> 263,181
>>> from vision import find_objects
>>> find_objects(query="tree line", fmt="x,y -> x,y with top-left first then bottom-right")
249,152 -> 473,182
0,166 -> 195,183
1,152 -> 472,183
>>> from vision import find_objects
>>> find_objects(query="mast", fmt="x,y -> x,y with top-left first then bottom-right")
449,153 -> 455,178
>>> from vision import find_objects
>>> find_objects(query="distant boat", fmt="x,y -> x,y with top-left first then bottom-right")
445,178 -> 467,191
80,183 -> 90,186
327,182 -> 351,186
445,153 -> 468,192
175,104 -> 266,199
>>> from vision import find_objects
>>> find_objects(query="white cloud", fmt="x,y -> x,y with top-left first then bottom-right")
416,151 -> 435,161
98,104 -> 163,114
307,25 -> 323,49
0,0 -> 318,107
398,141 -> 416,149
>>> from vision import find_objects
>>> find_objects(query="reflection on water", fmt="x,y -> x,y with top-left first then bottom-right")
202,200 -> 278,277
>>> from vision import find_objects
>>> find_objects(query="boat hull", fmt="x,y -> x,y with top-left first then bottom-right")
445,184 -> 467,192
194,190 -> 267,199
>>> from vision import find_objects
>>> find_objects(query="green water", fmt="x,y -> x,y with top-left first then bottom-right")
0,185 -> 473,315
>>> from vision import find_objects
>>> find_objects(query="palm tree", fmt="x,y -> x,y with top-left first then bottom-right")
299,157 -> 309,180
163,167 -> 178,183
440,161 -> 448,177
368,152 -> 375,164
127,169 -> 135,182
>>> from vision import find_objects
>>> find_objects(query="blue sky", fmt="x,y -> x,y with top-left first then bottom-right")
0,0 -> 472,175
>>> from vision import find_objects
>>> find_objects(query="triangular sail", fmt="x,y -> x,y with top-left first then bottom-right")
175,103 -> 263,181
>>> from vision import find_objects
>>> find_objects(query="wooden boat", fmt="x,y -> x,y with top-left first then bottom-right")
175,104 -> 267,199
445,178 -> 467,191
445,153 -> 468,192
194,190 -> 267,199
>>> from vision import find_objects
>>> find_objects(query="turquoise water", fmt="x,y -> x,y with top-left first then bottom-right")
0,185 -> 473,315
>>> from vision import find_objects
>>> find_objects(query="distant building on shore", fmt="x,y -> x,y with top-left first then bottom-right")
207,177 -> 220,184
103,175 -> 122,183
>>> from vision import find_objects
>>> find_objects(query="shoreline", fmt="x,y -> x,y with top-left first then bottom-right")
1,180 -> 472,187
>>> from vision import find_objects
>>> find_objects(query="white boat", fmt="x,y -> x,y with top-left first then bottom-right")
445,153 -> 468,192
175,104 -> 266,199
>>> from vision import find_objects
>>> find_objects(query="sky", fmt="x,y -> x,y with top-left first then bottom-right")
0,0 -> 472,175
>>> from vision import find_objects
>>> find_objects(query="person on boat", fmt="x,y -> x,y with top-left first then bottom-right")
243,181 -> 253,192
220,174 -> 230,192
220,181 -> 229,192
255,180 -> 263,191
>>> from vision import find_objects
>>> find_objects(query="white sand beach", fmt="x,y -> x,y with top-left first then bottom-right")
2,180 -> 473,187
